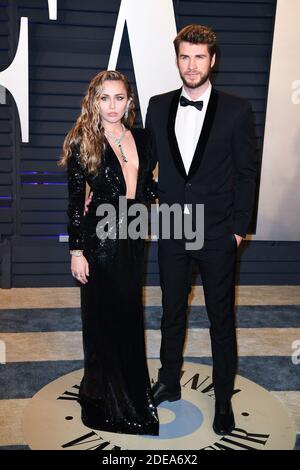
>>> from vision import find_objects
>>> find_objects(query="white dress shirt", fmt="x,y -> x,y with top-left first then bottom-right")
175,81 -> 212,175
175,81 -> 212,213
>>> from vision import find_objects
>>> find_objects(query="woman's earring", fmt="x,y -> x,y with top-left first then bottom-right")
125,107 -> 129,120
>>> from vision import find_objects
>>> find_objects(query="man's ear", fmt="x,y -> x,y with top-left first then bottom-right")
211,53 -> 216,69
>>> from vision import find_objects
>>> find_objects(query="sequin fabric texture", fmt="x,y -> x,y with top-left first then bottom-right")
67,128 -> 159,435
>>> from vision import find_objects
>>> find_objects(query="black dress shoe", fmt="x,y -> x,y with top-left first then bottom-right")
212,400 -> 235,435
152,381 -> 181,406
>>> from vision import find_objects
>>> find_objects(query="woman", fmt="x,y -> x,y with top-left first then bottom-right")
58,70 -> 159,436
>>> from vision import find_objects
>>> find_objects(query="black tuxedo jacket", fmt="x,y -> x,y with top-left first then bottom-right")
145,87 -> 257,239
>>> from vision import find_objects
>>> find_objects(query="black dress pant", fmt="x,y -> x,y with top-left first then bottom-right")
157,233 -> 238,401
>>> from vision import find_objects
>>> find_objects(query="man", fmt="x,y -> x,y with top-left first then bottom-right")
145,24 -> 257,435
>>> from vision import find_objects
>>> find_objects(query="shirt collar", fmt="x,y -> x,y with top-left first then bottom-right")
181,80 -> 212,105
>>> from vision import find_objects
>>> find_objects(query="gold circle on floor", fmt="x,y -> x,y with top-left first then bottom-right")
23,360 -> 296,450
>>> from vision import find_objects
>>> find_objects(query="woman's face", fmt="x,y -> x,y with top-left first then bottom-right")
97,79 -> 130,126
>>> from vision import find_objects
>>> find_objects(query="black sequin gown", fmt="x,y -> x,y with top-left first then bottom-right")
67,128 -> 159,435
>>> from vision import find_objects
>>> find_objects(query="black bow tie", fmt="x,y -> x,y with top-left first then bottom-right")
180,95 -> 203,111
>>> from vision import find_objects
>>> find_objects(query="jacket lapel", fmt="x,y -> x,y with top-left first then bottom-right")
131,127 -> 147,174
167,88 -> 187,180
131,127 -> 147,197
187,87 -> 219,180
167,87 -> 219,181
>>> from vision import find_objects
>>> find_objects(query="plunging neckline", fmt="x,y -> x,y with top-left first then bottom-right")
106,129 -> 140,200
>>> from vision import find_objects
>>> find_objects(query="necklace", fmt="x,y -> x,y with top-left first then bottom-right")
104,124 -> 128,163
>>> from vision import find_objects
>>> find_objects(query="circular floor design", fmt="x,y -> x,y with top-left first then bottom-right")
23,360 -> 296,450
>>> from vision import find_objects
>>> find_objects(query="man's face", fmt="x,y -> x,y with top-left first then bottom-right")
177,42 -> 215,90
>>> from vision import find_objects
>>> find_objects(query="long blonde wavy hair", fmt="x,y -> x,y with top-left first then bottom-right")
58,70 -> 136,175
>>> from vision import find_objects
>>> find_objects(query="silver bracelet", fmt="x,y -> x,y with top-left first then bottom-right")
70,250 -> 83,257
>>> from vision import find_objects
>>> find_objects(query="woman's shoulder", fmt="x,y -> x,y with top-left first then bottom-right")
70,139 -> 81,155
131,127 -> 150,137
131,127 -> 152,146
68,140 -> 85,171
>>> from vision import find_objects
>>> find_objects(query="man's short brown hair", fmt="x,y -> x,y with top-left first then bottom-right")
174,24 -> 217,58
